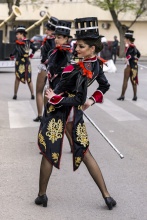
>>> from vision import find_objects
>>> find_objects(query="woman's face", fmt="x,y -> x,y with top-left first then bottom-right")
45,28 -> 54,36
124,38 -> 130,44
55,35 -> 68,46
16,32 -> 24,40
76,40 -> 95,59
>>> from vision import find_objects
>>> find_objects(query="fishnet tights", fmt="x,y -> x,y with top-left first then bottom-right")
121,65 -> 137,97
83,150 -> 110,198
39,156 -> 53,196
38,151 -> 110,198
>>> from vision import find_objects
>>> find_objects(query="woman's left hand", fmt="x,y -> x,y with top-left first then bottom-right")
45,88 -> 56,99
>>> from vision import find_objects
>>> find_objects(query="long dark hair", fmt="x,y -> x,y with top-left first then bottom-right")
83,38 -> 103,53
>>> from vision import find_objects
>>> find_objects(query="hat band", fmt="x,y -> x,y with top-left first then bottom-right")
76,26 -> 98,31
16,27 -> 26,31
125,33 -> 133,36
56,26 -> 71,30
48,21 -> 56,27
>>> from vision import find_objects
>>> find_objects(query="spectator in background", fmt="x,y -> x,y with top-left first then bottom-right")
111,36 -> 119,63
100,37 -> 112,60
100,37 -> 117,73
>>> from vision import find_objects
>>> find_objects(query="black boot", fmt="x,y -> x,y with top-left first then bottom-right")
13,95 -> 17,100
35,194 -> 48,207
132,96 -> 137,101
31,95 -> 35,100
117,96 -> 124,101
104,197 -> 116,210
33,116 -> 42,122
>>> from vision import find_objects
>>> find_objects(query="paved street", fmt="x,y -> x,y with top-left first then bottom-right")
0,57 -> 147,220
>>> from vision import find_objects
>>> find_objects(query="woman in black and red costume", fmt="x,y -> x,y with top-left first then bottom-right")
117,30 -> 141,101
34,17 -> 58,122
35,17 -> 116,210
41,19 -> 73,149
10,26 -> 37,100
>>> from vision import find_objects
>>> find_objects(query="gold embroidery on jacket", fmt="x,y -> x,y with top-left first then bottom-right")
131,69 -> 137,83
67,93 -> 75,97
28,64 -> 31,73
46,118 -> 63,143
47,105 -> 55,113
78,105 -> 82,110
16,72 -> 20,78
76,123 -> 89,147
38,132 -> 46,150
52,152 -> 59,163
24,54 -> 28,57
21,58 -> 25,62
18,64 -> 25,74
75,157 -> 81,167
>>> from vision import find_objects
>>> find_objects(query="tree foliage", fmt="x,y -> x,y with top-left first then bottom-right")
89,0 -> 146,29
87,0 -> 147,56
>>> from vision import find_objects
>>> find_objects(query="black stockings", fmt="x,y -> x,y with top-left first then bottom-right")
121,65 -> 137,98
39,156 -> 53,196
38,151 -> 110,198
83,150 -> 110,198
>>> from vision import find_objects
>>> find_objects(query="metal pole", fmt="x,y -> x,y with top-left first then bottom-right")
83,112 -> 124,159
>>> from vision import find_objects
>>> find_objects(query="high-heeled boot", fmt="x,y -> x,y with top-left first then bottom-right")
13,95 -> 17,100
132,96 -> 137,101
33,116 -> 42,122
117,96 -> 124,101
35,194 -> 48,207
104,197 -> 116,210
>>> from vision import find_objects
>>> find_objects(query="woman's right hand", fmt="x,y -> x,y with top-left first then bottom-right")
45,88 -> 56,100
82,99 -> 94,111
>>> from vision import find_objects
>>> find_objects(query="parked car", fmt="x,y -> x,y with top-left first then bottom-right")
31,35 -> 46,50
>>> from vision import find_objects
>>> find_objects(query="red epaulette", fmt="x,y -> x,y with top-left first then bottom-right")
62,65 -> 75,74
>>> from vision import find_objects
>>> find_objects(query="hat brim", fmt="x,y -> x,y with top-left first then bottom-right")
54,30 -> 70,37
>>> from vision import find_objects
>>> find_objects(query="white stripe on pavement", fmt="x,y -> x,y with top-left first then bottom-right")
130,98 -> 147,111
8,101 -> 39,128
96,98 -> 140,121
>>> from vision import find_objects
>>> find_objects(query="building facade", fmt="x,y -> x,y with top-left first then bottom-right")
0,1 -> 147,55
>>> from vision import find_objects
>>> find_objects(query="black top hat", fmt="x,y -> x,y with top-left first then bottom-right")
124,30 -> 134,39
45,16 -> 58,31
74,17 -> 103,39
55,20 -> 71,37
16,26 -> 27,35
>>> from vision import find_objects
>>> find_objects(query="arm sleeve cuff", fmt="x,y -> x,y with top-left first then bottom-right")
49,95 -> 64,105
126,55 -> 131,60
90,90 -> 103,103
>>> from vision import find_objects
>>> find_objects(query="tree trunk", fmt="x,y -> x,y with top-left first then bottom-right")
118,26 -> 128,58
108,9 -> 128,58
